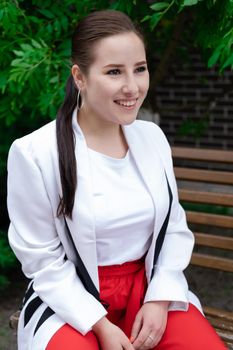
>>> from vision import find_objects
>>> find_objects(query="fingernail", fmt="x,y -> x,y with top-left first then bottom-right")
130,336 -> 134,343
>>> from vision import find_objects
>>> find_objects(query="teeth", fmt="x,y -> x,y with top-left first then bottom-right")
116,100 -> 136,107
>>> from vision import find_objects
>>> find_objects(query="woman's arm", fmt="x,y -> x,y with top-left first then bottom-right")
144,122 -> 195,310
7,139 -> 107,335
130,122 -> 196,349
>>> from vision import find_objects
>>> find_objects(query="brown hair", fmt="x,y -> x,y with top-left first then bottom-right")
56,10 -> 145,218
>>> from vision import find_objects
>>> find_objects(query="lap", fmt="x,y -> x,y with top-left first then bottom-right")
46,305 -> 226,350
46,324 -> 99,350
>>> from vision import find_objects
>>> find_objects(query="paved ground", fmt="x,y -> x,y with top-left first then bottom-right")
185,265 -> 233,311
0,278 -> 26,350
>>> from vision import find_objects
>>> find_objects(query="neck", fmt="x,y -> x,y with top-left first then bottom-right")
78,113 -> 120,138
76,109 -> 128,158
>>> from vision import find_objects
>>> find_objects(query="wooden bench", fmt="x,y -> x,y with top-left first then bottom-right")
172,146 -> 233,349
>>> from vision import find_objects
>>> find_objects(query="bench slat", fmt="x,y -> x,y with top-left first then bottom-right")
174,167 -> 233,185
172,147 -> 233,163
179,189 -> 233,206
202,308 -> 233,347
224,341 -> 233,349
212,329 -> 233,345
191,253 -> 233,272
186,211 -> 233,228
206,316 -> 233,333
195,233 -> 233,251
204,306 -> 233,322
172,146 -> 233,344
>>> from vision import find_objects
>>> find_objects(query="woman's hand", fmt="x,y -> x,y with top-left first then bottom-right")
93,317 -> 134,350
130,301 -> 169,350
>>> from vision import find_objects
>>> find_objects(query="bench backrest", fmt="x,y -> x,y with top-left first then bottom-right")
172,147 -> 233,273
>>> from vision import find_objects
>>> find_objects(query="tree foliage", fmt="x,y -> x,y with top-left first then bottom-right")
0,230 -> 17,289
0,0 -> 232,129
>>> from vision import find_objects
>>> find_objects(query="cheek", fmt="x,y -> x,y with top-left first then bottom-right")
103,78 -> 122,95
91,79 -> 118,100
141,83 -> 149,100
85,85 -> 105,105
142,74 -> 150,92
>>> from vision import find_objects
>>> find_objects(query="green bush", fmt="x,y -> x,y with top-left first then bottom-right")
0,231 -> 17,289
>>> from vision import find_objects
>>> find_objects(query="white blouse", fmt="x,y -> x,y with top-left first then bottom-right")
88,147 -> 155,266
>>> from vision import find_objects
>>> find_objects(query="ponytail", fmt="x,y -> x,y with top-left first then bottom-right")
56,75 -> 78,218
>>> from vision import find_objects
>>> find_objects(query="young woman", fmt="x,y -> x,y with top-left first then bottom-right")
7,10 -> 226,350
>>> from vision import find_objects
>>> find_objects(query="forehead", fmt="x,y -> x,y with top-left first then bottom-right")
91,32 -> 146,67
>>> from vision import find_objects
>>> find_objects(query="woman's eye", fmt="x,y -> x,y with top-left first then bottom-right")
136,66 -> 147,73
107,69 -> 121,75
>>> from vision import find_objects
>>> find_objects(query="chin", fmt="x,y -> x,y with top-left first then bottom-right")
120,116 -> 137,125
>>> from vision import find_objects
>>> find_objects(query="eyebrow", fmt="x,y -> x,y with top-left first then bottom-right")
103,60 -> 147,68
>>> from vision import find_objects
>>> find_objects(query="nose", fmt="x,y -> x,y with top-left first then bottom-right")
122,74 -> 138,95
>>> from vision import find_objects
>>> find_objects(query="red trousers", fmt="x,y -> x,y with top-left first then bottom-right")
46,259 -> 226,349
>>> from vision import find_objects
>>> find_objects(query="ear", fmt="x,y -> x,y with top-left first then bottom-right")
71,64 -> 85,90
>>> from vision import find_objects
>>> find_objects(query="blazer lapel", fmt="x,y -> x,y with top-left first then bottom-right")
122,123 -> 170,280
65,108 -> 99,288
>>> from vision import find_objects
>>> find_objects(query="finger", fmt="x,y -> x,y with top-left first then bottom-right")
130,314 -> 143,343
141,333 -> 156,350
142,331 -> 164,350
132,324 -> 150,349
123,343 -> 135,350
122,338 -> 135,350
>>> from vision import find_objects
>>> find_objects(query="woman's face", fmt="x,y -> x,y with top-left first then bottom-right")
76,32 -> 149,126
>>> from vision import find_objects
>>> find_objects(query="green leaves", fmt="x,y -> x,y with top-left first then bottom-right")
182,0 -> 201,6
110,0 -> 136,15
0,1 -> 76,126
208,36 -> 233,71
208,44 -> 225,68
0,232 -> 16,270
150,2 -> 170,11
142,1 -> 174,30
195,0 -> 233,71
0,231 -> 17,289
0,0 -> 23,33
150,13 -> 163,30
38,8 -> 55,19
9,39 -> 49,91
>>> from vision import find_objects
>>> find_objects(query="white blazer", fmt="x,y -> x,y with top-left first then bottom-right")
7,108 -> 202,350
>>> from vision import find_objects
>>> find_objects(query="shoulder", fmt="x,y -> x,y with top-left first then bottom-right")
129,119 -> 171,155
126,120 -> 174,173
8,120 -> 57,174
9,120 -> 56,160
131,119 -> 168,139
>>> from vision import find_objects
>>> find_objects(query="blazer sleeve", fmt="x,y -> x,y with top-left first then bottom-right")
7,140 -> 107,335
144,123 -> 195,311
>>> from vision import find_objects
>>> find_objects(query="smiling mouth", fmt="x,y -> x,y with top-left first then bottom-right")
114,99 -> 138,108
